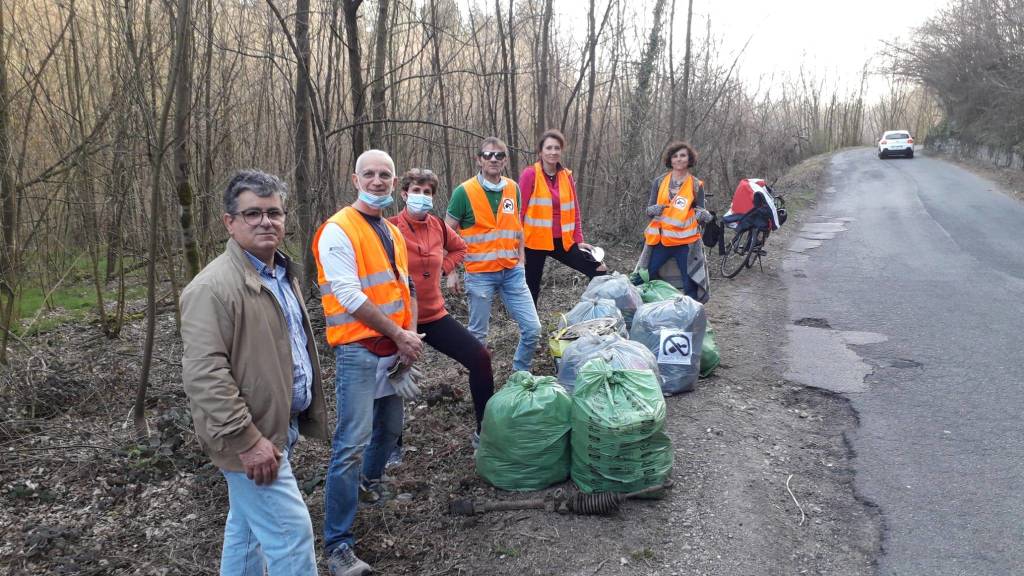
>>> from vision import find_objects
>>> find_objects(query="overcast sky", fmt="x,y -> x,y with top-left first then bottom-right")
698,0 -> 951,87
544,0 -> 953,97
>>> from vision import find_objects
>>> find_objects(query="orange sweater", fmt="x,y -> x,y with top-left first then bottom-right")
389,211 -> 467,324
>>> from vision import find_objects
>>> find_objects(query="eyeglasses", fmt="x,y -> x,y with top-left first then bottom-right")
408,168 -> 435,175
359,170 -> 394,181
234,208 -> 287,226
478,151 -> 507,161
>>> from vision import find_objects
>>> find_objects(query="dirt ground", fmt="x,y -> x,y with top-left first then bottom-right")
0,153 -> 882,575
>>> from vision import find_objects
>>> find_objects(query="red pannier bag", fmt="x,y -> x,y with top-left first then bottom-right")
729,178 -> 766,216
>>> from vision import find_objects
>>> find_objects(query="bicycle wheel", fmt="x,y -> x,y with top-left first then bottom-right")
745,229 -> 768,269
720,227 -> 755,278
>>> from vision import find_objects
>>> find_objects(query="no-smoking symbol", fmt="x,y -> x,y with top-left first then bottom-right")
658,330 -> 693,365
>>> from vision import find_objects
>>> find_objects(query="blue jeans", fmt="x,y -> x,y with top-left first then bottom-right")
362,394 -> 403,482
648,243 -> 697,299
220,418 -> 318,576
323,344 -> 404,554
464,265 -> 542,372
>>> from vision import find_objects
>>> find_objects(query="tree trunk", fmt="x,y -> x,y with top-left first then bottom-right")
668,0 -> 676,134
429,0 -> 453,194
0,6 -> 16,364
134,0 -> 180,440
622,0 -> 668,195
66,4 -> 112,336
496,0 -> 514,170
535,0 -> 553,137
294,0 -> 315,291
173,0 -> 200,280
368,0 -> 389,148
577,0 -> 598,222
344,0 -> 367,160
200,0 -> 215,262
680,0 -> 694,136
506,0 -> 520,170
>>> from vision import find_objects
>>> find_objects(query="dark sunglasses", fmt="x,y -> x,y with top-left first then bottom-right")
478,151 -> 507,161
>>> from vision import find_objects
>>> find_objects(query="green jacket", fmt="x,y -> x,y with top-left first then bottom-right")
180,239 -> 329,471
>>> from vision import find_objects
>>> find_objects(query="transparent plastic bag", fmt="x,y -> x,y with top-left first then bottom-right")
548,316 -> 627,360
557,298 -> 624,330
558,333 -> 660,393
629,295 -> 707,394
581,272 -> 643,327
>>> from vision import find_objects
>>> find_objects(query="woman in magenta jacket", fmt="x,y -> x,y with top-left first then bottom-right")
518,129 -> 607,304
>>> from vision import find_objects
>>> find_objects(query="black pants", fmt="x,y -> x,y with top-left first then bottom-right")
525,243 -> 607,304
420,314 -> 493,432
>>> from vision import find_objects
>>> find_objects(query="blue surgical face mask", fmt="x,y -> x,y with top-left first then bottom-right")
478,174 -> 507,192
358,188 -> 394,209
405,193 -> 433,215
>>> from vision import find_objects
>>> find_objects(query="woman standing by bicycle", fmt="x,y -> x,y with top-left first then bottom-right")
643,141 -> 713,299
519,128 -> 607,305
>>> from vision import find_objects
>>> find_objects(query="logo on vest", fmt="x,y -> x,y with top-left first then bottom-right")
502,198 -> 515,214
673,196 -> 688,210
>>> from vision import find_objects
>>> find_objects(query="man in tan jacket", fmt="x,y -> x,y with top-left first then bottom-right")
181,169 -> 329,575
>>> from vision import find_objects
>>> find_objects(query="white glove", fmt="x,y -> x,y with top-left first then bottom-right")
388,363 -> 422,400
695,208 -> 713,224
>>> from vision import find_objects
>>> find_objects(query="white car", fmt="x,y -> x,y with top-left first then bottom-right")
878,130 -> 914,159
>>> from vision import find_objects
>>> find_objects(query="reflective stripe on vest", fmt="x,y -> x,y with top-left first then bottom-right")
523,163 -> 576,251
312,206 -> 412,346
644,174 -> 702,247
459,177 -> 523,273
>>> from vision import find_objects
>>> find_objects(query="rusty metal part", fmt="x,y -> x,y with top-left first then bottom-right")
448,496 -> 549,516
448,480 -> 673,516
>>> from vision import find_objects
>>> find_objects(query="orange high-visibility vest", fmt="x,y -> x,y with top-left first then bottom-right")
459,176 -> 522,273
312,206 -> 412,347
644,173 -> 702,246
524,163 -> 576,251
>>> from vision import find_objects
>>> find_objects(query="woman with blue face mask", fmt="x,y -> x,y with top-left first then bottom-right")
388,169 -> 494,446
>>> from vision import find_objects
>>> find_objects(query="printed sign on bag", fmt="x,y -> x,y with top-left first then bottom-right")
502,198 -> 515,214
658,330 -> 692,365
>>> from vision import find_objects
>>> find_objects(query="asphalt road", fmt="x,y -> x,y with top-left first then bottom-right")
783,149 -> 1024,575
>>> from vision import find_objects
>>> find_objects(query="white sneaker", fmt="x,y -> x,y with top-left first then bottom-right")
327,544 -> 372,576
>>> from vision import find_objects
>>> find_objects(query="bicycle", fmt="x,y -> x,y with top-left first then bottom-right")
718,194 -> 785,278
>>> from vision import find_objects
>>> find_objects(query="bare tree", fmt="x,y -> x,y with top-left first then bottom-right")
133,0 -> 183,439
535,0 -> 553,138
343,0 -> 367,159
173,0 -> 200,280
429,0 -> 454,194
293,0 -> 315,288
0,5 -> 15,364
367,0 -> 390,148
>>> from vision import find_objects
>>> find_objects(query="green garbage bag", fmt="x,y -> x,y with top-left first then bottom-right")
570,358 -> 673,493
476,371 -> 572,491
634,269 -> 682,303
700,322 -> 720,378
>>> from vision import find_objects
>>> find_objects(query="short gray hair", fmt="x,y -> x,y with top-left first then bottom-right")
223,169 -> 288,214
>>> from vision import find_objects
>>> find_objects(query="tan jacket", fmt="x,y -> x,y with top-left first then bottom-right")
180,239 -> 329,472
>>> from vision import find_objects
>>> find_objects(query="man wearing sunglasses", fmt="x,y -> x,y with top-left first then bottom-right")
180,170 -> 329,574
445,137 -> 542,373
